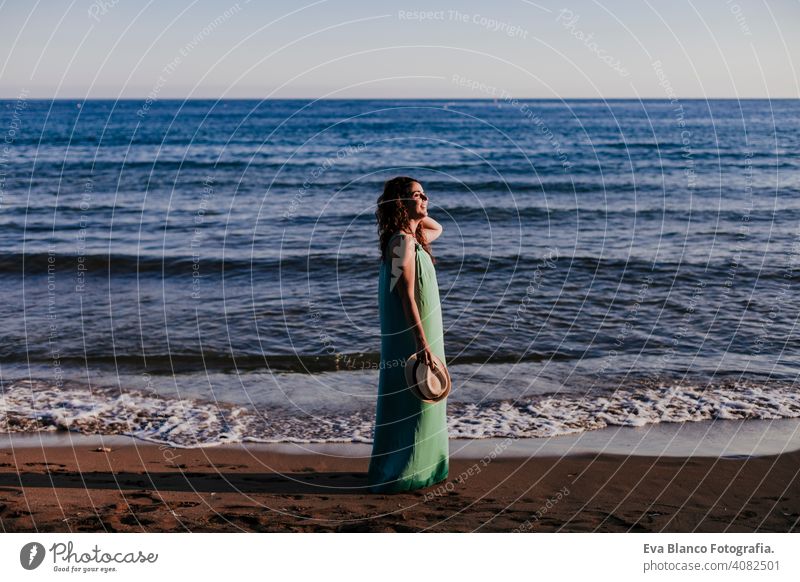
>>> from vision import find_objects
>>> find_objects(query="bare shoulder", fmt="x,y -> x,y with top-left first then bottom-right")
388,231 -> 414,250
388,232 -> 415,264
388,233 -> 416,292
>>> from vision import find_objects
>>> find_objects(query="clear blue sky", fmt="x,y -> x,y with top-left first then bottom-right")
1,0 -> 798,99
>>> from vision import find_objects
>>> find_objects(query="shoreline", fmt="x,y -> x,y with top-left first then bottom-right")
3,416 -> 799,457
1,420 -> 799,532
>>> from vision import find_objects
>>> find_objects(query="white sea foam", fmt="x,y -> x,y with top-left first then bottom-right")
1,379 -> 799,447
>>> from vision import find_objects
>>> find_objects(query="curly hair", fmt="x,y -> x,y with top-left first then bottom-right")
376,176 -> 435,264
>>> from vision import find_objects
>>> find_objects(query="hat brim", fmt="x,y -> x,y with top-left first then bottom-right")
404,353 -> 451,403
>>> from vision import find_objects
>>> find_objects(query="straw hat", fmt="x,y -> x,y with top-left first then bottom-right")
404,352 -> 451,403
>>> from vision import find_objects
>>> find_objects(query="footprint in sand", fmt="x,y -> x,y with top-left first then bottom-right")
120,513 -> 155,527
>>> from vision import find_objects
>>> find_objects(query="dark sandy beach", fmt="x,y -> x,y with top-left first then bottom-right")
1,432 -> 798,533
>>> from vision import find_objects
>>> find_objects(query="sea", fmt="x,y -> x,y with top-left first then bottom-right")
0,98 -> 798,448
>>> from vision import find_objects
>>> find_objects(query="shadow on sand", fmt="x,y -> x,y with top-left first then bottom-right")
0,470 -> 372,495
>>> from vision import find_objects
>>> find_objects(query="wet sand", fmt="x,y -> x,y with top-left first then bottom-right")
1,432 -> 798,532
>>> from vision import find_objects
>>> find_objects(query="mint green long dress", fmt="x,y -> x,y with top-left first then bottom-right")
367,232 -> 449,493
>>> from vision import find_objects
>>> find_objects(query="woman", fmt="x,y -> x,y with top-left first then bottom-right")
367,176 -> 449,493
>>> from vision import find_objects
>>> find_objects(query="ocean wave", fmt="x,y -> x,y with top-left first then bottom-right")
0,250 -> 792,282
0,351 -> 573,374
2,378 -> 799,448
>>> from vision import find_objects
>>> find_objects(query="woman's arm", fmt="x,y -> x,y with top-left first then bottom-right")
421,215 -> 443,243
391,234 -> 437,368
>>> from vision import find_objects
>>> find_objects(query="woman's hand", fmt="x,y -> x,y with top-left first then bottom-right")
415,343 -> 438,370
420,216 -> 443,243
